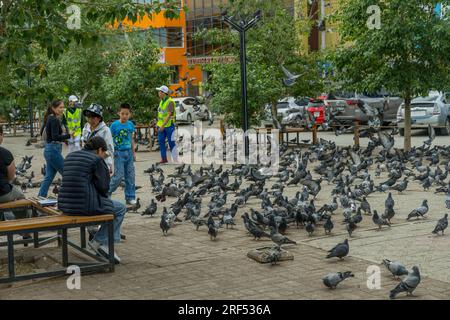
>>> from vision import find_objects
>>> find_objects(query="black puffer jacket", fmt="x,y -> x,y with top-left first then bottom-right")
58,150 -> 115,216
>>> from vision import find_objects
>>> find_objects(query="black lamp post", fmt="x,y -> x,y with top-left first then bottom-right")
222,9 -> 262,160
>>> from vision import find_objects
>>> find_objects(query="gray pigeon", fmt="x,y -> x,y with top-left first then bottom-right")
432,214 -> 448,235
266,246 -> 282,265
322,271 -> 354,289
1,211 -> 16,221
270,227 -> 297,249
281,65 -> 300,87
389,266 -> 421,299
382,259 -> 409,279
372,210 -> 391,229
326,239 -> 349,260
407,200 -> 429,220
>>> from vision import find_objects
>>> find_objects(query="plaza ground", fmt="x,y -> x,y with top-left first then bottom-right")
1,127 -> 450,300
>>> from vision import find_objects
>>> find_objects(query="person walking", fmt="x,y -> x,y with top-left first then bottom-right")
108,103 -> 137,205
38,100 -> 71,198
156,85 -> 178,164
58,137 -> 126,264
82,103 -> 114,174
63,95 -> 83,153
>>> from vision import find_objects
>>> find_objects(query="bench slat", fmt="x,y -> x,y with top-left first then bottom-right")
0,199 -> 36,210
0,214 -> 114,232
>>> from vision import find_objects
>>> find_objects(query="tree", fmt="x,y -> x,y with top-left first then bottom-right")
0,0 -> 183,73
333,0 -> 450,151
202,0 -> 323,128
100,32 -> 171,124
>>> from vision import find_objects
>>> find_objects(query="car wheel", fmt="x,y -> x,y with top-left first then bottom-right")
438,119 -> 450,136
399,128 -> 405,136
187,114 -> 193,125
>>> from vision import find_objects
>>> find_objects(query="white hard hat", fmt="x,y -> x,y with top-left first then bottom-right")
156,86 -> 170,94
69,95 -> 79,103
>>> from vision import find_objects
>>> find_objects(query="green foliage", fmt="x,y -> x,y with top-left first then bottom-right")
100,32 -> 171,123
332,0 -> 450,150
0,0 -> 182,71
203,0 -> 324,127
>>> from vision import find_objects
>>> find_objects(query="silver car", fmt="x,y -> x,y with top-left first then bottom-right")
397,92 -> 450,136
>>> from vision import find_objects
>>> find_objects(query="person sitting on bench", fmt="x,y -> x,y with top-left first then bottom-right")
0,125 -> 32,224
57,136 -> 126,264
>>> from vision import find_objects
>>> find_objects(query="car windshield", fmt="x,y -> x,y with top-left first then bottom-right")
277,103 -> 289,109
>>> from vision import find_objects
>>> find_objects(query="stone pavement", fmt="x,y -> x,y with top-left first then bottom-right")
2,132 -> 450,300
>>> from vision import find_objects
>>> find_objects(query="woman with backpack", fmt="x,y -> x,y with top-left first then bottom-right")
38,100 -> 72,198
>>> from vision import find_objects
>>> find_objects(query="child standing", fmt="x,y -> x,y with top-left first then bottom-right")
109,103 -> 137,205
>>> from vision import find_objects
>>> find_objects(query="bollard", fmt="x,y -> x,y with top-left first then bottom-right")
312,124 -> 318,145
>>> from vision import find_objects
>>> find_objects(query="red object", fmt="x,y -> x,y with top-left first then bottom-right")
346,99 -> 358,105
159,159 -> 168,164
307,106 -> 326,124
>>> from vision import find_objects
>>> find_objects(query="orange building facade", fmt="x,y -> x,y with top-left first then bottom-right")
123,0 -> 204,97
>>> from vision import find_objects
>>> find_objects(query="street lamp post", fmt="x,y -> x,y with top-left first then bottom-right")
222,10 -> 262,160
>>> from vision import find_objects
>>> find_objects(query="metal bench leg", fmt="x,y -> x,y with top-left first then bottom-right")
33,232 -> 39,248
7,234 -> 15,278
107,221 -> 115,272
80,227 -> 86,249
62,228 -> 69,267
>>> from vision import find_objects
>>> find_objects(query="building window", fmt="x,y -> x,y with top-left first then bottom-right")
169,66 -> 180,84
152,27 -> 184,48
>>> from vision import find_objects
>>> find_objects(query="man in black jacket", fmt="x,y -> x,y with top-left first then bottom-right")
58,137 -> 126,264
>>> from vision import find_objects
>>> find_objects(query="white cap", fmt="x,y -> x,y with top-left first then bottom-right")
69,95 -> 79,103
156,86 -> 170,94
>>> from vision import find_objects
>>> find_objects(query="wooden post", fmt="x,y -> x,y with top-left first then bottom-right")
312,124 -> 318,145
354,120 -> 360,147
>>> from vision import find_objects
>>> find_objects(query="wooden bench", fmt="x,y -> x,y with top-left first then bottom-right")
0,200 -> 115,284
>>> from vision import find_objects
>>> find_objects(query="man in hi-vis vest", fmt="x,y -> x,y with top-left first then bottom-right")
156,85 -> 178,164
63,95 -> 83,153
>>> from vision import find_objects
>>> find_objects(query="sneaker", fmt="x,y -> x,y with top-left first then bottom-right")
87,226 -> 98,242
159,159 -> 168,164
126,199 -> 137,205
88,239 -> 102,256
98,245 -> 121,264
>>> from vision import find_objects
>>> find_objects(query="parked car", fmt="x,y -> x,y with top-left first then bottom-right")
261,97 -> 309,127
173,97 -> 210,124
397,92 -> 450,136
324,91 -> 403,124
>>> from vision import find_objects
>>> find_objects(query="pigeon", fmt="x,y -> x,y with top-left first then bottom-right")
323,217 -> 334,235
281,65 -> 300,87
385,192 -> 395,209
127,198 -> 141,213
407,200 -> 429,220
372,210 -> 391,229
190,216 -> 207,231
432,214 -> 448,235
160,210 -> 171,236
266,246 -> 282,265
208,223 -> 219,241
322,271 -> 354,289
305,222 -> 315,236
142,199 -> 157,217
1,211 -> 16,221
346,221 -> 357,237
389,266 -> 421,299
269,227 -> 297,249
382,206 -> 396,223
382,259 -> 409,279
326,239 -> 349,260
390,178 -> 408,193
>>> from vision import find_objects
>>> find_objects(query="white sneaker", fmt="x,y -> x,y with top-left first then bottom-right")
98,245 -> 121,264
126,199 -> 137,205
88,240 -> 102,255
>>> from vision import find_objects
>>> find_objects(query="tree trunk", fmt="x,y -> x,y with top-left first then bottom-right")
403,95 -> 412,152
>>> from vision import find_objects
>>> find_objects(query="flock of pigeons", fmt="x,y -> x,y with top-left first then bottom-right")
5,120 -> 449,299
136,123 -> 450,299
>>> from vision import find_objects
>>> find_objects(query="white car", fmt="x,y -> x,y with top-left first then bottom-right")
173,97 -> 210,124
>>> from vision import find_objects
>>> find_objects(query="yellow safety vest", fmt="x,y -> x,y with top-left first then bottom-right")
65,108 -> 82,137
157,97 -> 176,128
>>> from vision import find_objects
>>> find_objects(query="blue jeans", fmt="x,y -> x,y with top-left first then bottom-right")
93,200 -> 126,245
158,124 -> 177,161
38,143 -> 64,197
109,149 -> 135,201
